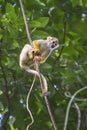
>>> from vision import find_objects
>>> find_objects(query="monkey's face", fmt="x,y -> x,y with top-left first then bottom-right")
47,36 -> 59,51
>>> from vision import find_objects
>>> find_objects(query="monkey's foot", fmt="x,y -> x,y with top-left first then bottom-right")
43,91 -> 50,96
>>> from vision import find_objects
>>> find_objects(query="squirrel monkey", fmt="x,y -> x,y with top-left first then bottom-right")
19,36 -> 59,95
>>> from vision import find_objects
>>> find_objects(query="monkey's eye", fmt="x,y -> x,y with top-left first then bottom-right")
53,41 -> 55,43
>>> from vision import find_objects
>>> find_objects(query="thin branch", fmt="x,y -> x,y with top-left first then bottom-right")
65,92 -> 81,130
44,96 -> 58,130
74,101 -> 81,130
26,75 -> 36,130
65,92 -> 87,102
19,0 -> 32,45
63,86 -> 87,130
35,59 -> 58,130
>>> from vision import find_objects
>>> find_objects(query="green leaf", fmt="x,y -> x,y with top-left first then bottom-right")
35,0 -> 46,6
37,17 -> 49,27
1,14 -> 10,25
29,20 -> 42,28
29,17 -> 49,28
13,40 -> 20,48
82,0 -> 87,6
0,90 -> 3,95
71,0 -> 79,6
8,116 -> 16,125
6,3 -> 17,22
32,30 -> 49,39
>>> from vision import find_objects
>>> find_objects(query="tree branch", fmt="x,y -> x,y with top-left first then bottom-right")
35,59 -> 58,130
65,92 -> 81,130
63,87 -> 87,130
19,0 -> 32,46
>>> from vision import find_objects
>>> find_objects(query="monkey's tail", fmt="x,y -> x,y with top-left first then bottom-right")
24,67 -> 48,95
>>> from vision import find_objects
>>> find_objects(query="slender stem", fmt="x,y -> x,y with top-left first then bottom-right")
19,0 -> 32,45
74,101 -> 81,130
65,92 -> 81,130
26,76 -> 36,130
35,59 -> 58,130
44,96 -> 58,130
63,86 -> 87,130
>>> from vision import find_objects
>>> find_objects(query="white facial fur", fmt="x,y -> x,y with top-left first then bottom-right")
47,36 -> 59,51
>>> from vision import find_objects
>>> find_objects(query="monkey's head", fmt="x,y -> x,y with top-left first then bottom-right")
47,36 -> 59,51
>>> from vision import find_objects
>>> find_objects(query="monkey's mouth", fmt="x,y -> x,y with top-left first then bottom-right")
51,44 -> 55,48
51,43 -> 59,48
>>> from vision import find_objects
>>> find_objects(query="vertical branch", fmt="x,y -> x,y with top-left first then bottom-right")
73,101 -> 81,130
35,59 -> 58,130
19,0 -> 32,45
44,96 -> 58,130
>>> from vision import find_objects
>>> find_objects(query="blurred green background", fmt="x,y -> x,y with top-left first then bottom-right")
0,0 -> 87,130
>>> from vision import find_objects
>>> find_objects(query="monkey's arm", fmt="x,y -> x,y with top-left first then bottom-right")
32,39 -> 50,63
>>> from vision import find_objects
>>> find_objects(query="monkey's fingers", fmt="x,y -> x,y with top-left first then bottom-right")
34,56 -> 42,62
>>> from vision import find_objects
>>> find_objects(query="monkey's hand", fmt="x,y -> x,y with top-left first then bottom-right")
35,56 -> 42,62
28,48 -> 40,60
34,49 -> 42,62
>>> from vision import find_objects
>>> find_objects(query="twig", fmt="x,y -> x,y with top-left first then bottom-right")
65,92 -> 87,102
26,75 -> 36,130
65,92 -> 81,130
74,101 -> 81,130
35,59 -> 58,130
19,0 -> 32,46
63,86 -> 87,130
44,96 -> 58,130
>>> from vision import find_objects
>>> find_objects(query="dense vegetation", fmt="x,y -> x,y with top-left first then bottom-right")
0,0 -> 87,130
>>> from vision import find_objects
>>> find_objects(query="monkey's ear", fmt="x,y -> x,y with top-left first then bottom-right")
47,36 -> 52,41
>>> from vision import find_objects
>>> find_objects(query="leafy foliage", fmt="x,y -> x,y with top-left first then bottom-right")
0,0 -> 87,130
